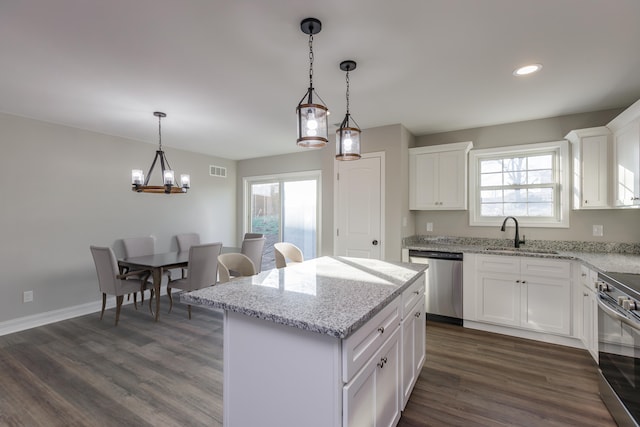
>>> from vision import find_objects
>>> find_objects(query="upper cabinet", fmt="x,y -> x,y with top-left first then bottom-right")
565,127 -> 611,209
409,141 -> 473,210
608,99 -> 640,207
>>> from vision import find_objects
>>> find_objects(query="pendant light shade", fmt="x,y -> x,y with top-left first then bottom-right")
296,18 -> 329,148
336,60 -> 361,161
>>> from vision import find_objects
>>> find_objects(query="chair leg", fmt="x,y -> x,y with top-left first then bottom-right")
148,289 -> 154,315
115,295 -> 124,326
188,304 -> 192,320
167,287 -> 173,314
100,293 -> 106,320
133,292 -> 138,310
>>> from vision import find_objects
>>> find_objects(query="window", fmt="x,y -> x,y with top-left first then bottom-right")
244,171 -> 321,269
469,141 -> 569,227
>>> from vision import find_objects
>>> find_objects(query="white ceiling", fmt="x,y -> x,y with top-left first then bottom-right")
1,0 -> 639,160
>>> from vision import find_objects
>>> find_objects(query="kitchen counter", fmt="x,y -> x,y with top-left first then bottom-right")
182,256 -> 427,427
404,236 -> 640,274
182,256 -> 426,338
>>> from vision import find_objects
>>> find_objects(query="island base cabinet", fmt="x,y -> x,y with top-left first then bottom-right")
223,311 -> 342,427
401,298 -> 426,408
343,327 -> 401,427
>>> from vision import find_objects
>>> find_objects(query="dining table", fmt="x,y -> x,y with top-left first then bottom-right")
118,246 -> 240,321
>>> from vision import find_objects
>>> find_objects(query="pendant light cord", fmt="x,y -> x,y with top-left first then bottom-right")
308,34 -> 314,89
158,114 -> 163,151
345,69 -> 350,115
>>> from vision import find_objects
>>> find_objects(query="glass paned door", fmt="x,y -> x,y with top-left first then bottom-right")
247,173 -> 319,270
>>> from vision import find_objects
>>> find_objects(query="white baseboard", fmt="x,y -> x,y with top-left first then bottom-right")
0,289 -> 167,337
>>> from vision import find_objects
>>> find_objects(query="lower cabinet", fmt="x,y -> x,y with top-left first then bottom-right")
401,298 -> 426,408
580,265 -> 599,362
475,255 -> 572,336
343,327 -> 401,427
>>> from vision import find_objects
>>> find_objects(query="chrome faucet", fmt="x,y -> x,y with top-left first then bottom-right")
500,216 -> 525,248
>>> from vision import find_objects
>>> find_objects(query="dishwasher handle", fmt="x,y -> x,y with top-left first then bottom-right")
408,250 -> 463,261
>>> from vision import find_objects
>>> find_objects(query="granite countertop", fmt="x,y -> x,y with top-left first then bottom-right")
181,256 -> 427,339
404,236 -> 640,274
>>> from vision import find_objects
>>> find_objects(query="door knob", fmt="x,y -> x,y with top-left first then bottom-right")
372,240 -> 378,245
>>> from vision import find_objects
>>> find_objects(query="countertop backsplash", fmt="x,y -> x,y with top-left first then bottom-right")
403,235 -> 640,255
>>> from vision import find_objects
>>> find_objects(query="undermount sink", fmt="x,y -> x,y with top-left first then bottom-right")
484,247 -> 558,255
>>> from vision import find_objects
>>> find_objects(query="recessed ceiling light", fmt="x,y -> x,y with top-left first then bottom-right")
513,63 -> 543,76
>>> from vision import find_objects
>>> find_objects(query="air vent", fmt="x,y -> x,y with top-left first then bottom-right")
209,165 -> 227,178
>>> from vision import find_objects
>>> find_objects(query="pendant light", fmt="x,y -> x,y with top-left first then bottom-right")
131,112 -> 190,194
296,17 -> 329,148
336,60 -> 361,160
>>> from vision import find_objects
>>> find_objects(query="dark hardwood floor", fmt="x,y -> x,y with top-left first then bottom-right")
0,298 -> 616,426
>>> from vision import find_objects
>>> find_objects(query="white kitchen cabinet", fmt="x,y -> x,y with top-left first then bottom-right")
475,255 -> 572,336
409,141 -> 473,210
608,99 -> 640,207
579,265 -> 599,362
565,127 -> 611,209
344,327 -> 401,427
401,295 -> 425,409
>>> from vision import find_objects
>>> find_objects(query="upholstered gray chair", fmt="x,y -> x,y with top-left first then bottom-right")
176,232 -> 201,277
274,242 -> 304,268
90,246 -> 150,325
218,253 -> 257,283
243,232 -> 264,239
240,236 -> 266,273
122,236 -> 170,300
167,242 -> 223,319
176,232 -> 201,252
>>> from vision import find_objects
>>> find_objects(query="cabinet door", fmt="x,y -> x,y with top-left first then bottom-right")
521,276 -> 571,335
582,289 -> 593,352
614,121 -> 640,206
410,152 -> 438,209
581,135 -> 609,208
476,272 -> 521,327
344,328 -> 401,427
401,299 -> 425,409
438,150 -> 466,209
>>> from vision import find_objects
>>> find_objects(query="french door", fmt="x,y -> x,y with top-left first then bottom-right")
244,171 -> 321,268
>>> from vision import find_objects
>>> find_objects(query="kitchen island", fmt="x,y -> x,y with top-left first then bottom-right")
182,256 -> 427,427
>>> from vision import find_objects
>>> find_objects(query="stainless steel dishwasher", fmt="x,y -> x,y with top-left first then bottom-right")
408,250 -> 463,325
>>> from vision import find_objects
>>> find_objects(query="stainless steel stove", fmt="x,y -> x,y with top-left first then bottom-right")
597,271 -> 640,427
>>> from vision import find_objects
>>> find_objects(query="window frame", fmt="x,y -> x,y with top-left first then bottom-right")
243,170 -> 322,257
469,140 -> 569,228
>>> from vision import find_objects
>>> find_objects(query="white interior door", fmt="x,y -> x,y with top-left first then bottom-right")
335,153 -> 384,259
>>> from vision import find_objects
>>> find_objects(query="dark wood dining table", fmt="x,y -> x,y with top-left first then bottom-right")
118,247 -> 240,321
118,252 -> 189,321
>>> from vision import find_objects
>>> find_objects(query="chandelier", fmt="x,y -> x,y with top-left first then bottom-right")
336,60 -> 361,160
131,112 -> 190,194
296,17 -> 329,148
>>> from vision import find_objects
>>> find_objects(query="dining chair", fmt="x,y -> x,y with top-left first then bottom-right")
176,232 -> 201,277
122,236 -> 170,300
240,236 -> 266,273
90,246 -> 150,326
218,253 -> 257,283
274,242 -> 304,268
243,232 -> 264,239
167,242 -> 223,319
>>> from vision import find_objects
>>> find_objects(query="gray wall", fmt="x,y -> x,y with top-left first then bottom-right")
0,113 -> 236,324
236,124 -> 412,262
412,108 -> 640,243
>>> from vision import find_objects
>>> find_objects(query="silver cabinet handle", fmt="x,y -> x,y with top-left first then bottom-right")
377,326 -> 385,334
377,356 -> 388,368
414,311 -> 421,318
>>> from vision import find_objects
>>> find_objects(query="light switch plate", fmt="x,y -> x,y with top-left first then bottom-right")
426,222 -> 433,232
592,225 -> 603,237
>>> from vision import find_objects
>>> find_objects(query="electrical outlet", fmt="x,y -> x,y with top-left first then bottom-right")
592,225 -> 603,237
23,290 -> 33,303
426,222 -> 433,232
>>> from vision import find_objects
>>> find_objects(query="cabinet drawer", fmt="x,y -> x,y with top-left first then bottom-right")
343,296 -> 401,383
402,275 -> 425,319
476,255 -> 520,273
521,258 -> 571,279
